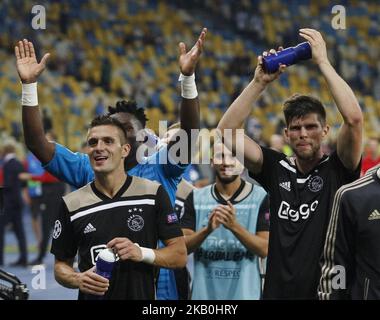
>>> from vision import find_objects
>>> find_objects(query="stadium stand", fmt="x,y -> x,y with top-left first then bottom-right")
0,0 -> 379,152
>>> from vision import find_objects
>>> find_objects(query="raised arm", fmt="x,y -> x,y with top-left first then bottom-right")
217,52 -> 285,174
174,28 -> 207,162
299,29 -> 363,170
15,39 -> 54,164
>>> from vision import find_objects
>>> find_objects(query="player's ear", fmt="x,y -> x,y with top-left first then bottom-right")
122,143 -> 131,158
284,127 -> 290,143
322,124 -> 330,138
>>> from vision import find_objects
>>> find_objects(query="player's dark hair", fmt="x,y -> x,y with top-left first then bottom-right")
107,100 -> 148,128
283,94 -> 326,127
89,115 -> 128,144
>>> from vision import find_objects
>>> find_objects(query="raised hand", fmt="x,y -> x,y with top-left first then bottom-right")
253,48 -> 286,87
179,28 -> 207,76
15,39 -> 50,83
299,28 -> 329,66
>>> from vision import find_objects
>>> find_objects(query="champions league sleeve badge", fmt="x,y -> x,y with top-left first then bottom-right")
167,213 -> 179,224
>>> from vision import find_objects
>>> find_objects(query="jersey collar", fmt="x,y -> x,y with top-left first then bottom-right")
91,175 -> 133,201
287,154 -> 330,176
211,179 -> 250,205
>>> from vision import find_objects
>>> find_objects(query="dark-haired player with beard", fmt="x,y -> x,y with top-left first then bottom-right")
218,29 -> 363,299
16,28 -> 207,300
180,142 -> 269,299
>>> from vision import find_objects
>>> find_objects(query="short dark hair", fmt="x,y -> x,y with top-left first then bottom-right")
89,115 -> 128,144
283,94 -> 326,127
107,100 -> 148,128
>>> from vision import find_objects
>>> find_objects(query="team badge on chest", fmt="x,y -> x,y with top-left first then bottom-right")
127,214 -> 144,231
308,176 -> 323,192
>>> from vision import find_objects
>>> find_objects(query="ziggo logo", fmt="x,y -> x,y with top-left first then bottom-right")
277,200 -> 318,222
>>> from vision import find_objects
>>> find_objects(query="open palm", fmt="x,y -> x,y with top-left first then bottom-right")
15,39 -> 50,83
179,28 -> 207,76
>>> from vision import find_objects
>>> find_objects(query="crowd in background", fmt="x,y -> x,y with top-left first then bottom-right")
0,0 -> 380,299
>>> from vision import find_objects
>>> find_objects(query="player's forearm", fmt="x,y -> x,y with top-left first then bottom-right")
180,97 -> 200,163
22,103 -> 55,164
230,224 -> 268,258
178,69 -> 200,163
183,227 -> 211,254
180,98 -> 200,133
54,260 -> 80,289
153,241 -> 187,269
318,62 -> 363,126
218,80 -> 266,132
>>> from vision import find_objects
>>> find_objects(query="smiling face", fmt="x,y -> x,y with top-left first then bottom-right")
212,143 -> 244,184
87,125 -> 131,175
284,113 -> 329,161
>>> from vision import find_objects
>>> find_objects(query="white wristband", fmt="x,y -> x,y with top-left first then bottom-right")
21,82 -> 38,106
135,243 -> 156,264
178,73 -> 198,99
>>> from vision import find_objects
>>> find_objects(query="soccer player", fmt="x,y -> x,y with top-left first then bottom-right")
51,115 -> 186,299
15,28 -> 206,300
217,29 -> 363,299
318,167 -> 380,300
181,142 -> 269,299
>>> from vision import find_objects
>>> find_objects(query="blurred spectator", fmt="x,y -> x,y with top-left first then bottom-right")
0,143 -> 28,267
361,136 -> 380,176
269,134 -> 285,153
246,118 -> 266,146
20,132 -> 66,265
269,133 -> 292,157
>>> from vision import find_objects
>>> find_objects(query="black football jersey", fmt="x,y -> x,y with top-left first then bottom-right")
250,147 -> 360,299
51,175 -> 182,300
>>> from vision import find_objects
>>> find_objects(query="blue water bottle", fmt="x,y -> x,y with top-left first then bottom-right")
262,42 -> 312,73
89,248 -> 116,300
95,248 -> 116,280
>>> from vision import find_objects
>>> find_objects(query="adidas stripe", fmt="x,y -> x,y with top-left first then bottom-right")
319,174 -> 374,300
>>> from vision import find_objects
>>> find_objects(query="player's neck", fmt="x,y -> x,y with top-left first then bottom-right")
295,150 -> 324,174
215,177 -> 241,199
95,170 -> 127,198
